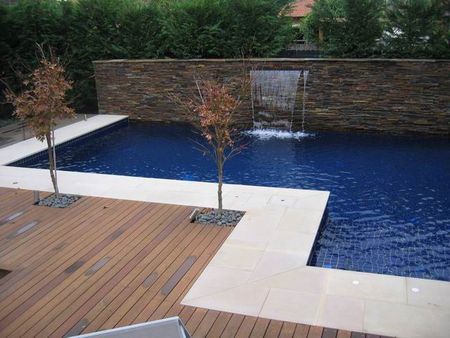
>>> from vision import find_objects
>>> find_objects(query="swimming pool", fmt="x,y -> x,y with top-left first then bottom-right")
12,121 -> 450,281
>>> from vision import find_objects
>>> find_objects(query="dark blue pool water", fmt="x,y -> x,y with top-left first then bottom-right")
14,121 -> 450,281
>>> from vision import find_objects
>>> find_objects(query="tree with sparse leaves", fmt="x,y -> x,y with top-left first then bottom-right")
190,80 -> 245,214
5,53 -> 75,196
170,64 -> 250,215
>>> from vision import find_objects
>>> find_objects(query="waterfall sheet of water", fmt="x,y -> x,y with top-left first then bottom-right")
250,70 -> 301,130
249,69 -> 311,139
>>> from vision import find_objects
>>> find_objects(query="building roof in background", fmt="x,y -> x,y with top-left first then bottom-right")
287,0 -> 316,18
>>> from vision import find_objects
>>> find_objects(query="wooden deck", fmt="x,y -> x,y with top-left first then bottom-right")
0,188 -> 387,338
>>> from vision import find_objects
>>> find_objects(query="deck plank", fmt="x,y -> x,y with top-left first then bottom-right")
337,330 -> 352,338
193,310 -> 221,337
221,314 -> 245,338
265,320 -> 284,337
206,312 -> 233,337
250,318 -> 271,337
308,326 -> 324,338
294,324 -> 310,338
185,307 -> 209,334
280,321 -> 297,338
351,333 -> 366,338
322,327 -> 338,338
235,316 -> 257,337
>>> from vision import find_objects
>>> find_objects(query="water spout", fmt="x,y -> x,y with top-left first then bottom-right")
290,70 -> 303,132
301,70 -> 309,133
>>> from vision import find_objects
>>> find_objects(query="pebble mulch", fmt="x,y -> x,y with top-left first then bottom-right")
37,194 -> 81,208
196,209 -> 245,227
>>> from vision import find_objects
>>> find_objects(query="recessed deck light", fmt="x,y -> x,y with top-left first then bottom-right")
352,280 -> 360,285
411,287 -> 420,293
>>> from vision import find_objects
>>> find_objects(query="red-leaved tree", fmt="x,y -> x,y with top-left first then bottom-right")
193,80 -> 245,214
5,54 -> 75,196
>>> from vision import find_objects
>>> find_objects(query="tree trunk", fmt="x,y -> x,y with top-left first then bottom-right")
45,132 -> 59,197
52,127 -> 58,192
217,150 -> 224,215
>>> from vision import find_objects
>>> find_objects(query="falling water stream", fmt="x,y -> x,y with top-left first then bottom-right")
301,70 -> 309,133
248,69 -> 310,139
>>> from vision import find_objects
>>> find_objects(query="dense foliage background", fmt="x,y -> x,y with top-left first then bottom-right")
0,0 -> 294,117
1,0 -> 449,118
302,0 -> 450,58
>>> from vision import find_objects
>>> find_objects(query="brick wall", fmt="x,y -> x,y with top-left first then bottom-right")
93,59 -> 450,135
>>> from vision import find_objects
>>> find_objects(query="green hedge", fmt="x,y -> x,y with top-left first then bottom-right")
0,0 -> 294,115
161,0 -> 293,58
302,0 -> 450,58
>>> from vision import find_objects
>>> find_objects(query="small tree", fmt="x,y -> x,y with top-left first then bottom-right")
5,54 -> 75,196
191,80 -> 245,214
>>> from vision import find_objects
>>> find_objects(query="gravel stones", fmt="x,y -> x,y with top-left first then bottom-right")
37,194 -> 80,208
195,209 -> 245,227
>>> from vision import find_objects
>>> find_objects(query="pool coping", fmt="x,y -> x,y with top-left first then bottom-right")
0,114 -> 448,338
0,114 -> 128,166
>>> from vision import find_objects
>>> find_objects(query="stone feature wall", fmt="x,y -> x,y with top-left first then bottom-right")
94,59 -> 450,135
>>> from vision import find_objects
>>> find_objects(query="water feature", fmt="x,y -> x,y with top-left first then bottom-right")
249,69 -> 310,138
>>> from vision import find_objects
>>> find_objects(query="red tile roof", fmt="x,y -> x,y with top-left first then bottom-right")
287,0 -> 316,18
